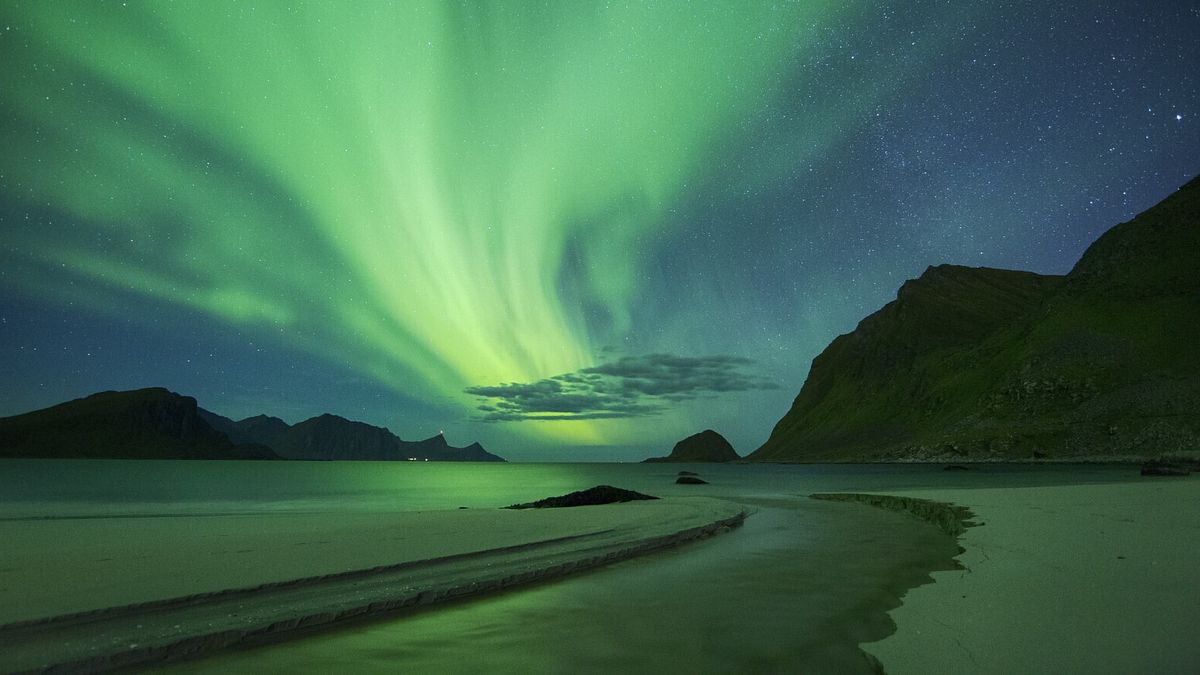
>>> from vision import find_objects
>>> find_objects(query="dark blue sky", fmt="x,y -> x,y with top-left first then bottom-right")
1,1 -> 1196,460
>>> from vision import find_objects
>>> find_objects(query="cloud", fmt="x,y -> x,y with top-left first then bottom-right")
464,353 -> 777,422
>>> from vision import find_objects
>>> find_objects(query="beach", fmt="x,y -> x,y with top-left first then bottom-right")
864,479 -> 1200,674
2,461 -> 1193,673
0,497 -> 745,672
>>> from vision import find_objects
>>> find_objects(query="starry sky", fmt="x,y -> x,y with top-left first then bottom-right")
0,1 -> 1196,461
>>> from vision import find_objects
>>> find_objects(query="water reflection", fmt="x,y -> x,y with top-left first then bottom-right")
170,498 -> 959,674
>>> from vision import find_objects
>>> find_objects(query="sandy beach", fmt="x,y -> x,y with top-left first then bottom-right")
3,463 -> 1193,674
863,479 -> 1200,674
0,497 -> 745,672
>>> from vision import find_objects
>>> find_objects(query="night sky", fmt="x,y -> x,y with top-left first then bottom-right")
0,1 -> 1196,461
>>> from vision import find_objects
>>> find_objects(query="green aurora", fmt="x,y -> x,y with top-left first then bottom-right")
2,1 -> 849,448
2,1 -> 1196,458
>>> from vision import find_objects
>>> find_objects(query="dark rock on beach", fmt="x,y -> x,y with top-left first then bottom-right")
675,476 -> 709,485
505,485 -> 659,509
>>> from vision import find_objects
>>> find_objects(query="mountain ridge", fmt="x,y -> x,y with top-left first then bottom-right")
0,388 -> 503,462
198,408 -> 504,462
750,175 -> 1200,462
0,388 -> 277,460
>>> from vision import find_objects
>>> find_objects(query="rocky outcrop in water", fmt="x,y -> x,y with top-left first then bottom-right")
644,429 -> 740,463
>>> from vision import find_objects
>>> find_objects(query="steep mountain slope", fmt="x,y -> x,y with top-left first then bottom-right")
751,176 -> 1200,461
0,388 -> 277,460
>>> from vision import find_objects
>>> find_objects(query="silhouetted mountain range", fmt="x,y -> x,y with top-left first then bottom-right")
0,388 -> 276,460
751,175 -> 1200,462
0,388 -> 503,462
199,409 -> 503,462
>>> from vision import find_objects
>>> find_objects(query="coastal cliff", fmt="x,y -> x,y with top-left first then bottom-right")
752,175 -> 1200,462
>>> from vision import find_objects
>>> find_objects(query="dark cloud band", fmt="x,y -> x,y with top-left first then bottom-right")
465,353 -> 776,422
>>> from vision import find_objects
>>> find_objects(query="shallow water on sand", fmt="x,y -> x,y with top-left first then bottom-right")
0,459 -> 1137,518
1,460 -> 1140,672
170,497 -> 959,674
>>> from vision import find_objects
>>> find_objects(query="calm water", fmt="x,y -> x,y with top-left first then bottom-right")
0,459 -> 1138,518
0,460 -> 1141,673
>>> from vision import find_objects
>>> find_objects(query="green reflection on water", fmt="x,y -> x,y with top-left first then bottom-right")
168,497 -> 959,674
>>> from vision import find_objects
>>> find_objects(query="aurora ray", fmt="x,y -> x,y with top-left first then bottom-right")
2,1 -> 1197,459
0,1 -> 843,446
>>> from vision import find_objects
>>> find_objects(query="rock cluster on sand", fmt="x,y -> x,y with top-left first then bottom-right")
1139,460 -> 1191,476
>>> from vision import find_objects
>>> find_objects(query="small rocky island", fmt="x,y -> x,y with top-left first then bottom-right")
643,429 -> 740,463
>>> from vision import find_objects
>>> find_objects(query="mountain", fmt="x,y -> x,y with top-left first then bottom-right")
199,412 -> 290,449
0,388 -> 502,462
751,175 -> 1200,462
0,388 -> 277,460
200,409 -> 504,462
644,429 -> 740,462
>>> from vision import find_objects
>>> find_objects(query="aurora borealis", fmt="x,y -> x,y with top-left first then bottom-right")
1,2 -> 1197,460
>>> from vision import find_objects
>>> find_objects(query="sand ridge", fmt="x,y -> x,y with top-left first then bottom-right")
0,497 -> 747,672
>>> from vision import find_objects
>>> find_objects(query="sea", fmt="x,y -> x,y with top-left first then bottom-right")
0,460 -> 1141,674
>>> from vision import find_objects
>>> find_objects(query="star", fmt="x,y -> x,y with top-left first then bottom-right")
0,1 -> 1197,461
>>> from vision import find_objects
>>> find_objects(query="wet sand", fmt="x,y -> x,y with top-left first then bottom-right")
5,465 -> 1188,673
864,480 -> 1200,674
165,494 -> 963,675
0,497 -> 745,672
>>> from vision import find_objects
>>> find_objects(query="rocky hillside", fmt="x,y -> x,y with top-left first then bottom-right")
751,175 -> 1200,461
0,388 -> 277,460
